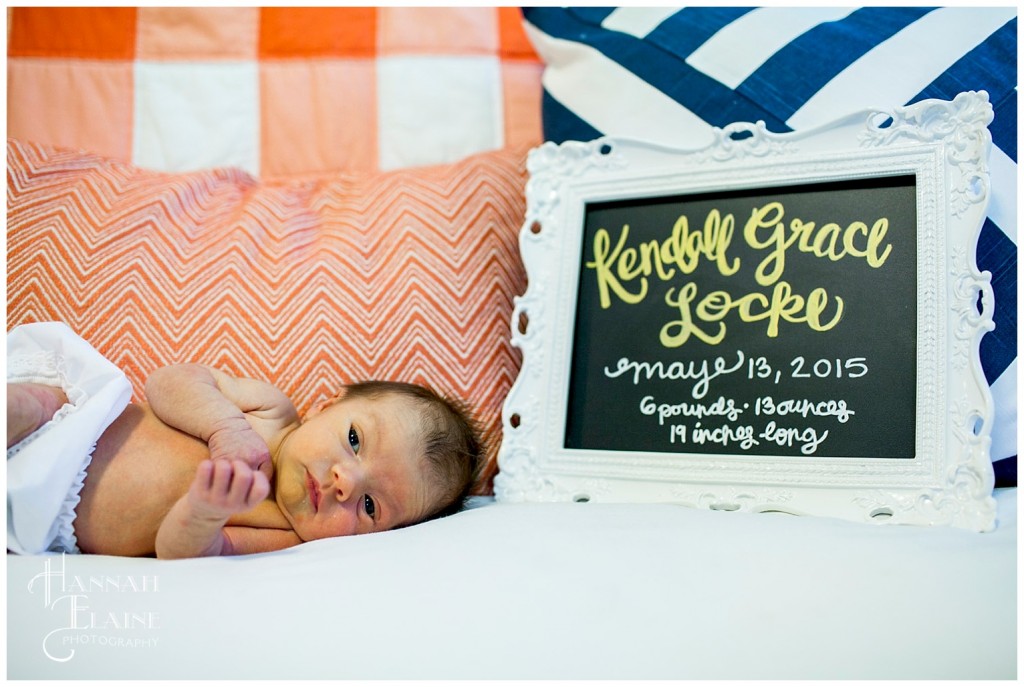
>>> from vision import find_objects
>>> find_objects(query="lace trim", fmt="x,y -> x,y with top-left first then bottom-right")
47,448 -> 95,554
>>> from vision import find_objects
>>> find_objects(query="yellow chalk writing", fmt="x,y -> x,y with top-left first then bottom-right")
744,202 -> 893,286
660,280 -> 844,348
583,201 -> 889,346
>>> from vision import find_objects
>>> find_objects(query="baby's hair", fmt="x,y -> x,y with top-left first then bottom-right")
340,380 -> 484,522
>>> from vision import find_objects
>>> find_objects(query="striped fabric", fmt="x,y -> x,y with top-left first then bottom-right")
524,7 -> 1017,482
6,7 -> 543,178
6,138 -> 529,494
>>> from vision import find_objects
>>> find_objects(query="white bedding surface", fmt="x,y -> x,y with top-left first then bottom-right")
7,488 -> 1017,679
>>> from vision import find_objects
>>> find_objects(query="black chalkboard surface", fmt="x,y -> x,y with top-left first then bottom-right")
565,175 -> 918,459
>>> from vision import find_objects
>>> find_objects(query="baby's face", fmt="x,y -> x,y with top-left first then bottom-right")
272,391 -> 437,540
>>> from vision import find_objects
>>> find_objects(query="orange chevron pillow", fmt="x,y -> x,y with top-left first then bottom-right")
6,138 -> 527,494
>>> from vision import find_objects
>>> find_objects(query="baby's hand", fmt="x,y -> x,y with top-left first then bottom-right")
187,459 -> 270,521
207,420 -> 273,481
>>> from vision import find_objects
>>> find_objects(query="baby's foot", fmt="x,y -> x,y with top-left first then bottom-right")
6,383 -> 68,447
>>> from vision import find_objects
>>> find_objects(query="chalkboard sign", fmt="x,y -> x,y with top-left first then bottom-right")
566,176 -> 918,459
495,92 -> 998,532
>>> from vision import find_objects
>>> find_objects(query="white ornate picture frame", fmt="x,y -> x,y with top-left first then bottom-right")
495,92 -> 998,532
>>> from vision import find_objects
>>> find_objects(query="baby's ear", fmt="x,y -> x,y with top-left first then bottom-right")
304,389 -> 347,420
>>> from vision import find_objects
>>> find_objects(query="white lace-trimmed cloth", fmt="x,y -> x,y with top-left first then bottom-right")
7,322 -> 132,554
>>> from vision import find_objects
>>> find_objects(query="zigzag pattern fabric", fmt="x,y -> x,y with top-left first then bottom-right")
6,138 -> 529,493
524,6 -> 1017,475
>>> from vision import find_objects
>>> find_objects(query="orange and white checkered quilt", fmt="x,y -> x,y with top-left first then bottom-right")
7,7 -> 543,178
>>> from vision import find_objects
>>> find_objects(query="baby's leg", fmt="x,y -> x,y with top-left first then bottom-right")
7,383 -> 69,448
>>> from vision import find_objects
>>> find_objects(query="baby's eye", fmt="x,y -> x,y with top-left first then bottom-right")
348,427 -> 361,454
363,494 -> 377,520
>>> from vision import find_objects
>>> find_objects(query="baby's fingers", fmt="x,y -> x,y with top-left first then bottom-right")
190,460 -> 267,514
249,469 -> 271,507
191,459 -> 217,494
222,460 -> 269,509
187,460 -> 232,518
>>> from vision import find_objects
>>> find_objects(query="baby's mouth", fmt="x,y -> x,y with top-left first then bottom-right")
306,470 -> 321,513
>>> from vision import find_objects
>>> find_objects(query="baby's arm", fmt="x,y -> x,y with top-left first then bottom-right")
145,364 -> 299,478
156,458 -> 298,558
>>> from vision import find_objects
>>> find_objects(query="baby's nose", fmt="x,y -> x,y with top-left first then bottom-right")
329,462 -> 359,502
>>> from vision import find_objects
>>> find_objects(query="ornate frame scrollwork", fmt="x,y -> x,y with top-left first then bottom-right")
495,92 -> 997,531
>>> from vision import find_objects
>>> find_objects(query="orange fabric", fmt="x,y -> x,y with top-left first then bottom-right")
498,7 -> 540,60
7,139 -> 529,494
137,7 -> 259,60
260,60 -> 379,176
7,7 -> 543,177
259,7 -> 377,58
8,7 -> 137,60
6,59 -> 134,162
379,7 -> 498,55
502,62 -> 545,150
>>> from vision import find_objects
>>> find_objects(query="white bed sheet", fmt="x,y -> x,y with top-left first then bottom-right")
6,488 -> 1017,679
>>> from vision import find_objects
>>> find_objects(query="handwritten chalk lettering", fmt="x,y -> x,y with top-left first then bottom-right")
583,201 -> 895,350
790,356 -> 868,379
759,422 -> 829,455
604,352 -> 746,400
755,396 -> 855,423
670,424 -> 686,443
640,395 -> 744,425
586,212 -> 741,310
669,421 -> 832,454
689,422 -> 760,450
586,202 -> 894,310
660,280 -> 844,347
748,356 -> 773,380
744,201 -> 894,287
746,355 -> 870,380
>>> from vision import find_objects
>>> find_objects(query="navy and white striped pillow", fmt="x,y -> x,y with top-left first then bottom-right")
524,7 -> 1017,484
